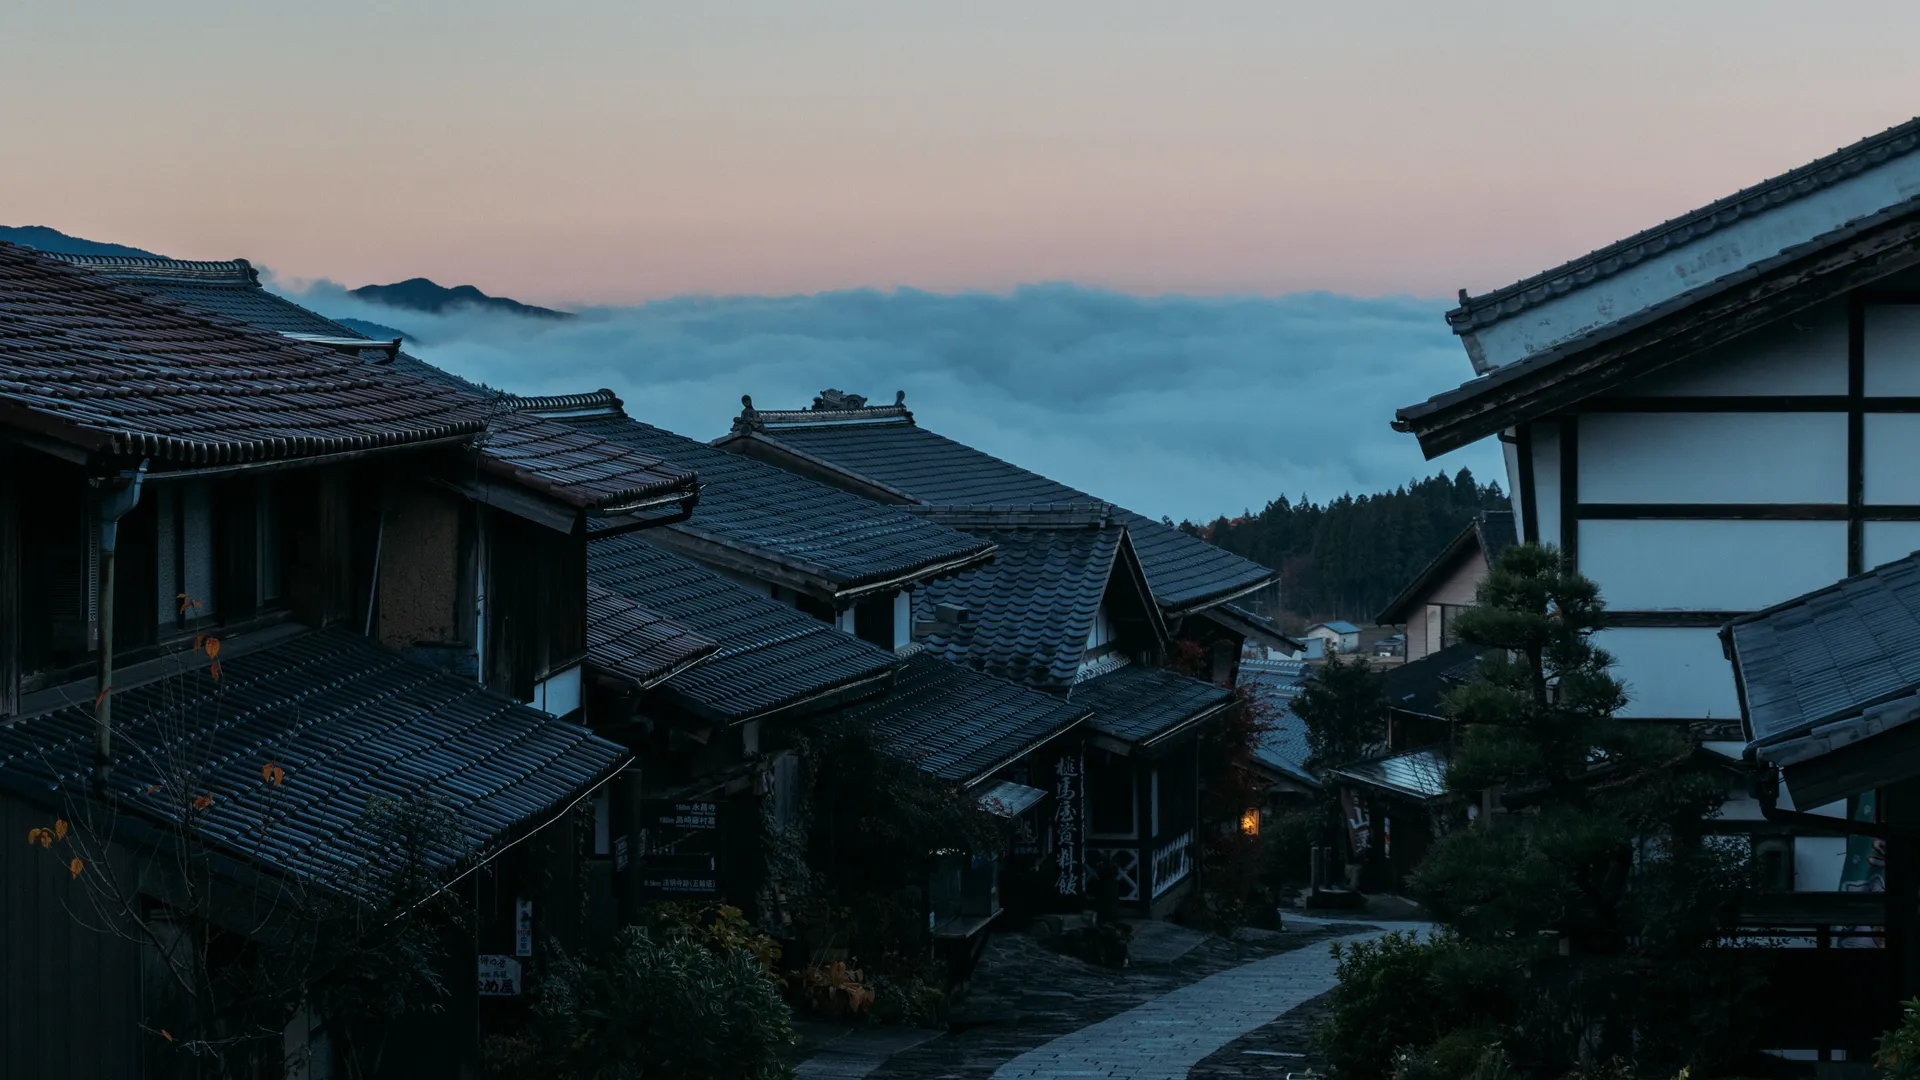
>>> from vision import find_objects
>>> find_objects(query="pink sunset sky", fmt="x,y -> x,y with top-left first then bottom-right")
6,1 -> 1916,306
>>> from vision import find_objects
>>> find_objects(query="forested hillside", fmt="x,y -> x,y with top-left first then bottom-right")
1182,469 -> 1507,622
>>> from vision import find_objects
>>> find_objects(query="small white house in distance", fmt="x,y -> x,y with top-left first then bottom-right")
1305,620 -> 1361,655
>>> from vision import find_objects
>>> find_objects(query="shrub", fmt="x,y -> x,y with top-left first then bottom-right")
1317,931 -> 1505,1080
1880,998 -> 1920,1080
522,926 -> 796,1080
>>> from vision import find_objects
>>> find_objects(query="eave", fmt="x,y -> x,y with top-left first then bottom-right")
1396,197 -> 1920,458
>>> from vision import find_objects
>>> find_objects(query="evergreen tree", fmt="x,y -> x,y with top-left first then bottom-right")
1291,652 -> 1387,772
1400,545 -> 1754,1075
1188,468 -> 1507,621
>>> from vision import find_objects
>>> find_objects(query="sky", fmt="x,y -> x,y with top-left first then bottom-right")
8,1 -> 1920,517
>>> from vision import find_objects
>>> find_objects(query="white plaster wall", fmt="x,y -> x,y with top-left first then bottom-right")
1615,302 -> 1849,396
1865,521 -> 1920,569
1595,626 -> 1740,720
1530,422 -> 1561,548
1794,835 -> 1848,892
1863,413 -> 1920,503
1466,159 -> 1920,369
1577,413 -> 1846,504
1864,304 -> 1920,395
892,591 -> 912,650
1578,520 -> 1846,611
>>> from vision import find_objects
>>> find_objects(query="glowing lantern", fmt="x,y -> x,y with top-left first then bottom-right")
1239,809 -> 1261,836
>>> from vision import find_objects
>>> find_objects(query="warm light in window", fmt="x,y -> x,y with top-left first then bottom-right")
1239,809 -> 1260,836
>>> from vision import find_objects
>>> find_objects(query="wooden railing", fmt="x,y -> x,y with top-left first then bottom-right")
1151,829 -> 1195,899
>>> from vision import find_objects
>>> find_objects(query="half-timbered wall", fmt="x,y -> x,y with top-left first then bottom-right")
1511,294 -> 1920,723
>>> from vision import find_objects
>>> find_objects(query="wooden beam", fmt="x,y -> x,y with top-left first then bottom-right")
1850,295 -> 1867,576
1516,424 -> 1538,544
1559,415 -> 1578,564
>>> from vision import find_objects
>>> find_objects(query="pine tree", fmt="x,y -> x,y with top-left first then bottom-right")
1404,545 -> 1755,1075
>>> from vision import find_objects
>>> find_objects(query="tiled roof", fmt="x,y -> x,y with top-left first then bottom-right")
1239,657 -> 1316,785
0,243 -> 491,465
723,398 -> 1276,614
589,534 -> 897,723
1333,746 -> 1451,801
838,652 -> 1090,785
585,584 -> 719,689
1068,662 -> 1233,747
476,409 -> 698,513
915,516 -> 1125,688
46,250 -> 698,515
1447,116 -> 1920,333
1729,552 -> 1920,753
1312,621 -> 1362,635
0,628 -> 626,889
1377,640 -> 1486,720
536,401 -> 994,594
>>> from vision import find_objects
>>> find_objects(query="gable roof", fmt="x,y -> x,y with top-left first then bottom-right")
585,584 -> 720,690
515,392 -> 995,597
718,393 -> 1276,615
838,651 -> 1091,785
1310,620 -> 1362,635
1376,510 -> 1517,625
0,627 -> 626,890
588,533 -> 896,724
0,243 -> 490,467
1069,661 -> 1233,749
911,507 -> 1134,689
45,250 -> 699,518
1398,116 -> 1920,457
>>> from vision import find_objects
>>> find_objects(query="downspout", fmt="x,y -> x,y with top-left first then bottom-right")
94,460 -> 149,780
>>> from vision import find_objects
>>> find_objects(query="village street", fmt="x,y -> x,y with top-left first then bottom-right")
794,914 -> 1428,1080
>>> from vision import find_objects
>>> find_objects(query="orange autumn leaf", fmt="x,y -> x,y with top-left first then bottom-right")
208,660 -> 222,683
68,857 -> 84,878
53,819 -> 68,841
146,784 -> 160,795
203,637 -> 221,660
160,1030 -> 173,1043
26,828 -> 46,847
94,682 -> 114,708
261,763 -> 286,786
192,794 -> 214,810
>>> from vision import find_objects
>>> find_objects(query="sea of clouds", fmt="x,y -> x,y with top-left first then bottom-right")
272,277 -> 1501,524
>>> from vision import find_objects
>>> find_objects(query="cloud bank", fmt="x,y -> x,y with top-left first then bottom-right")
273,278 -> 1499,524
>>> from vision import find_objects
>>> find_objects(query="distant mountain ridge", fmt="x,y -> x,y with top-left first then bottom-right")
0,225 -> 158,258
351,277 -> 569,319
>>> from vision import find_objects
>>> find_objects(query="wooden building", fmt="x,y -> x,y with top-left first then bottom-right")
1392,114 -> 1920,1054
1374,511 -> 1515,662
0,244 -> 689,1078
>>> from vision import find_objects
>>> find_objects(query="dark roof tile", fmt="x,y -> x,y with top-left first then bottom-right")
545,405 -> 993,591
585,584 -> 719,689
838,652 -> 1088,784
1068,662 -> 1232,746
0,628 -> 625,888
0,244 -> 490,465
915,518 -> 1123,688
589,535 -> 896,723
725,404 -> 1275,612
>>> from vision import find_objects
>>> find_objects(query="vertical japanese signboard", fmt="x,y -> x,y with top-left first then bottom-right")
639,799 -> 721,897
1054,755 -> 1081,897
514,898 -> 533,958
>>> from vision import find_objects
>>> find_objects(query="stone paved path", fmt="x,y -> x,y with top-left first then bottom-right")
986,925 -> 1393,1079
